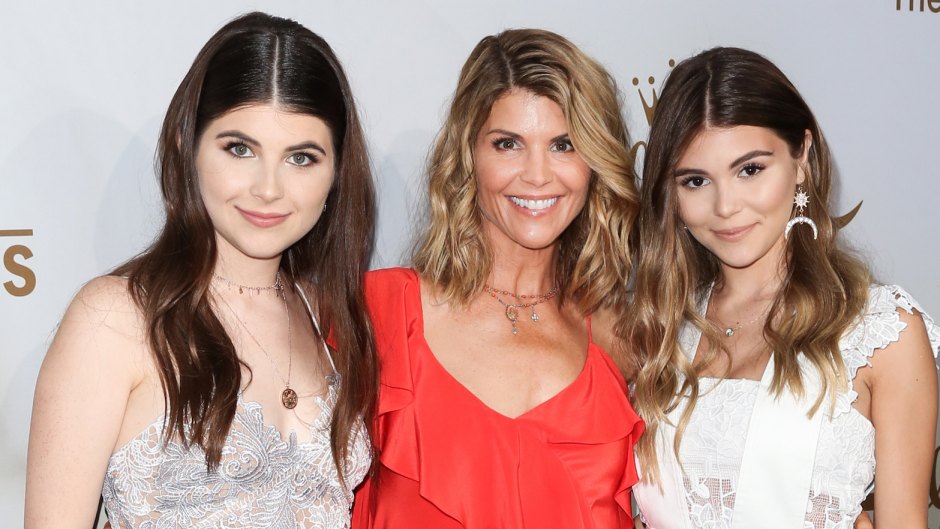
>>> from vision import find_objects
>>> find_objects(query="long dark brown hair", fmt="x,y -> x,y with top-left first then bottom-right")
112,12 -> 377,483
626,47 -> 870,479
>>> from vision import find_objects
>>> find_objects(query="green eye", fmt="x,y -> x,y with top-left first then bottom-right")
226,143 -> 253,158
289,153 -> 315,166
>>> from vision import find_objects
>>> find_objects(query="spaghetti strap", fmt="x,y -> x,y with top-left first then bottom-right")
294,283 -> 339,374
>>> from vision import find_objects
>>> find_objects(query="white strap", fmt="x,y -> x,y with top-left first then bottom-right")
294,282 -> 338,374
730,355 -> 823,529
633,420 -> 691,529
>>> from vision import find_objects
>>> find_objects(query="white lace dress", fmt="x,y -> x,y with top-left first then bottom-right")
634,284 -> 940,529
102,287 -> 371,529
102,381 -> 371,529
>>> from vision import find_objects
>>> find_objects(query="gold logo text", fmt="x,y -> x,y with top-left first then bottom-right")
1,229 -> 36,297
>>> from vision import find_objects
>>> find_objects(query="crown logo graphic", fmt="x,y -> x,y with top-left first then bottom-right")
632,59 -> 675,126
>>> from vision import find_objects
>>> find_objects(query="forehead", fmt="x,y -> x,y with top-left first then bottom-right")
481,89 -> 566,131
205,103 -> 333,146
678,125 -> 786,165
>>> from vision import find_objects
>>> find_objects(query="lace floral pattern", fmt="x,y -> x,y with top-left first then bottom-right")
102,384 -> 371,529
670,285 -> 939,529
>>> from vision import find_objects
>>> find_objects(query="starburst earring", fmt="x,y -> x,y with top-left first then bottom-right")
784,184 -> 818,240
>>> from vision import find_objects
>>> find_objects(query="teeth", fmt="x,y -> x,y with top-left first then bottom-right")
510,196 -> 558,210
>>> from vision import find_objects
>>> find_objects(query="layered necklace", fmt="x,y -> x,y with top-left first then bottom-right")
484,284 -> 559,336
213,272 -> 299,409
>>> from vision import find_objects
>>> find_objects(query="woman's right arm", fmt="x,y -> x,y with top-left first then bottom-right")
25,276 -> 146,529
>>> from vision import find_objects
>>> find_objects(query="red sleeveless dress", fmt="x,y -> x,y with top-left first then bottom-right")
352,268 -> 644,528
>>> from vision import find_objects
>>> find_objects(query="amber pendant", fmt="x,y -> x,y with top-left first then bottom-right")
281,387 -> 298,409
505,305 -> 519,322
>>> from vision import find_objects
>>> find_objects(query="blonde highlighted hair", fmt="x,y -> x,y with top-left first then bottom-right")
626,47 -> 871,480
413,28 -> 638,321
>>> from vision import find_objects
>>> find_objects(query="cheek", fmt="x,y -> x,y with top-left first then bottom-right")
474,157 -> 512,193
753,179 -> 795,216
676,190 -> 707,226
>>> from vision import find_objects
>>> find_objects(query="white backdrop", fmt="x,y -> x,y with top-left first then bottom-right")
2,0 -> 938,526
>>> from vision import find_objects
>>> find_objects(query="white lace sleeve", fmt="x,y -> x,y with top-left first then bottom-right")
836,284 -> 940,413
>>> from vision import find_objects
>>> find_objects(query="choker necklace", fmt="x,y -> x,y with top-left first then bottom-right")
484,284 -> 559,336
213,272 -> 283,296
215,283 -> 297,409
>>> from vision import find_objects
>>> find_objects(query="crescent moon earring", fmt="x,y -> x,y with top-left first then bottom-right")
784,184 -> 818,240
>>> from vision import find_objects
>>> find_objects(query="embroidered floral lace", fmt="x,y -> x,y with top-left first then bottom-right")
102,383 -> 370,528
655,285 -> 939,529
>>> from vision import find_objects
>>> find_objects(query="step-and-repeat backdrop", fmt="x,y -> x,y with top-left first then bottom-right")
2,1 -> 938,525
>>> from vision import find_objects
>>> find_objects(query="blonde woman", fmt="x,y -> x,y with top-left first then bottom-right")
628,47 -> 939,528
352,29 -> 643,529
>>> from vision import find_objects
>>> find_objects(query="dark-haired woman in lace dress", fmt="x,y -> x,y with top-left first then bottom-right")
26,12 -> 377,528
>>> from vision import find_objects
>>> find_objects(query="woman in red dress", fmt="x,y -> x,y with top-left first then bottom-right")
352,29 -> 643,528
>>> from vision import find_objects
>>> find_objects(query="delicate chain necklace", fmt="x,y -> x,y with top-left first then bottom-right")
713,306 -> 770,338
483,284 -> 559,336
213,272 -> 283,296
214,279 -> 298,409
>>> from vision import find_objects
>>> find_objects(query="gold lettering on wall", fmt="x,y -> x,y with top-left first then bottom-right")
1,229 -> 36,297
629,59 -> 676,177
896,0 -> 940,12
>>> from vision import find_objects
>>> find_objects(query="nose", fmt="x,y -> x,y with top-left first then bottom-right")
518,150 -> 554,187
714,181 -> 742,218
249,161 -> 285,202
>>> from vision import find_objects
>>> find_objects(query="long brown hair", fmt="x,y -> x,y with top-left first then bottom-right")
412,29 -> 638,326
112,12 -> 377,483
627,47 -> 870,479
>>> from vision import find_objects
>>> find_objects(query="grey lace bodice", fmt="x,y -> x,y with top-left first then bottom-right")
101,382 -> 371,528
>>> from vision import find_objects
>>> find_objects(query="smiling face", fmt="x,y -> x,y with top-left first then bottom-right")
473,89 -> 592,253
675,125 -> 809,273
195,103 -> 335,267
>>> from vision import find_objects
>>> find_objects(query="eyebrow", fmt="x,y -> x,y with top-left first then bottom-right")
673,149 -> 774,177
216,131 -> 328,156
483,129 -> 572,144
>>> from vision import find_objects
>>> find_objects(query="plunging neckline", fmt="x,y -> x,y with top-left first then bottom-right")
413,278 -> 595,421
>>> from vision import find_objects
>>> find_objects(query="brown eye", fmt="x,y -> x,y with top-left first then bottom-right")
492,137 -> 518,150
739,163 -> 764,177
551,140 -> 575,153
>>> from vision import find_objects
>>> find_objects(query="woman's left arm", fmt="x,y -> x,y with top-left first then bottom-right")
870,309 -> 938,527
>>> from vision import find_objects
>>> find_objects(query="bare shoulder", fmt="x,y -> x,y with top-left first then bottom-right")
46,275 -> 149,384
590,306 -> 618,352
588,306 -> 637,379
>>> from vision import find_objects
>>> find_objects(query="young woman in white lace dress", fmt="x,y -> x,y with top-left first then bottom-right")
25,13 -> 376,528
626,47 -> 939,529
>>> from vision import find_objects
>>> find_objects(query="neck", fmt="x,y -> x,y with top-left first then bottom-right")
485,236 -> 557,295
716,244 -> 786,303
214,242 -> 283,289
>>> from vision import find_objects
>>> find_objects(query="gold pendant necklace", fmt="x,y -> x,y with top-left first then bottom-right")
214,274 -> 297,409
483,284 -> 559,335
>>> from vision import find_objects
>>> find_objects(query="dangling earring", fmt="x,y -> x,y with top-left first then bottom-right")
784,184 -> 818,240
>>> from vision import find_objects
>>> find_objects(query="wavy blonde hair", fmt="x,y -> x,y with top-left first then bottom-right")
626,47 -> 871,480
413,29 -> 638,323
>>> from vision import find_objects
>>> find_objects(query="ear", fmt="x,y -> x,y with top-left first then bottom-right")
796,129 -> 813,185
